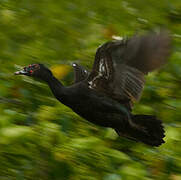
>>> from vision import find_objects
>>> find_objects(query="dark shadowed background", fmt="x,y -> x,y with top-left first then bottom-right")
0,0 -> 181,179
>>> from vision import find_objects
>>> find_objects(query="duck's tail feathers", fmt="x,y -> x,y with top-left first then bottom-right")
115,115 -> 165,147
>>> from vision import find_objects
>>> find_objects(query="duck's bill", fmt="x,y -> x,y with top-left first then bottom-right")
14,69 -> 28,75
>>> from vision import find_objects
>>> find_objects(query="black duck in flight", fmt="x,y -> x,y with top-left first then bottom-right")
15,31 -> 170,146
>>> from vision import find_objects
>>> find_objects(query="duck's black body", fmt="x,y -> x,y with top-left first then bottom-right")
15,30 -> 170,146
58,83 -> 129,128
47,76 -> 164,146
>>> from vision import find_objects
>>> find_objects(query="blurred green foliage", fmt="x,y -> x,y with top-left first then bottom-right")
0,0 -> 181,179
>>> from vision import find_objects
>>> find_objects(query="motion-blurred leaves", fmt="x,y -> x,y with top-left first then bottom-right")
0,0 -> 181,179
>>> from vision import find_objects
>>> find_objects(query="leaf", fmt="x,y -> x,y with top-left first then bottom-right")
51,65 -> 71,79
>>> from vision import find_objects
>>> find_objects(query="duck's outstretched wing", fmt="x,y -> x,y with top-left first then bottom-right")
87,31 -> 170,107
72,63 -> 89,83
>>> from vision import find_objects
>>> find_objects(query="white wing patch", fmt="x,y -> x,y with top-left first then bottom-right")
99,59 -> 105,73
88,58 -> 110,89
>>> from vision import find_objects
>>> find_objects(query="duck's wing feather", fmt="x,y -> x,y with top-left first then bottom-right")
72,63 -> 89,83
87,31 -> 170,106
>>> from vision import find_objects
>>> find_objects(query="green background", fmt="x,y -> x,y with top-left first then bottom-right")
0,0 -> 181,179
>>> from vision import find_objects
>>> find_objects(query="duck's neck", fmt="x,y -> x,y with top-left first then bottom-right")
45,75 -> 67,104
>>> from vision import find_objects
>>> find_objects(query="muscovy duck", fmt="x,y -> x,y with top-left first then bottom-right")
15,31 -> 170,146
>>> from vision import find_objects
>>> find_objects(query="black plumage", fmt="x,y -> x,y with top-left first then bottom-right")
15,31 -> 170,146
72,63 -> 89,83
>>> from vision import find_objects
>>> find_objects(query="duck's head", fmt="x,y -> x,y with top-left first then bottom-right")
15,64 -> 52,80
